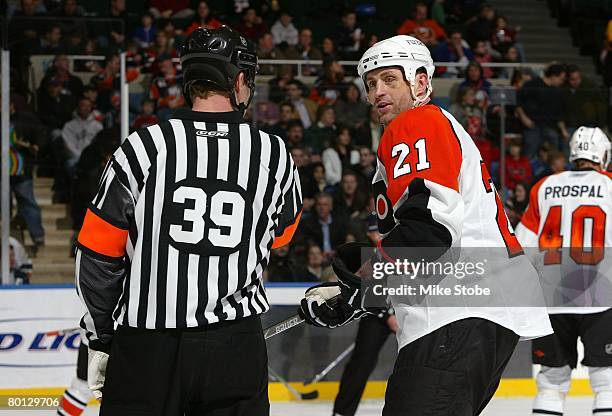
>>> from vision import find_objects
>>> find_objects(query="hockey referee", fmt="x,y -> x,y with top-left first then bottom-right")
75,26 -> 302,416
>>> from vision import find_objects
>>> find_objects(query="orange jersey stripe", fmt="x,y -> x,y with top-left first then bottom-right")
272,210 -> 302,249
520,176 -> 547,234
78,209 -> 128,258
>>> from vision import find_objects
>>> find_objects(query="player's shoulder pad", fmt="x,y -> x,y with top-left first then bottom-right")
599,170 -> 612,180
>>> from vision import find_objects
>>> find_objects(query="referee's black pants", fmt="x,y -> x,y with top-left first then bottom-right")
100,315 -> 269,416
382,318 -> 519,416
333,315 -> 392,416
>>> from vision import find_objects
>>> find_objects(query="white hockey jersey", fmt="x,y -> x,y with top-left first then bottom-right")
373,104 -> 552,350
515,169 -> 612,314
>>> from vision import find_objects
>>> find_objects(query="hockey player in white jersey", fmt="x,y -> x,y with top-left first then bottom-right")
516,126 -> 612,416
299,35 -> 552,415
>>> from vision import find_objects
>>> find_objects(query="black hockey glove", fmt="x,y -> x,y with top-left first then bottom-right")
298,282 -> 367,328
331,242 -> 384,312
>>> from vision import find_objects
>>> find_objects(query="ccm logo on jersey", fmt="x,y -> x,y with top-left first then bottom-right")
196,130 -> 229,137
544,185 -> 604,200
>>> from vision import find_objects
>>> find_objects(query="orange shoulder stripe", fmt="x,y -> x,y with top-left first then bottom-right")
520,177 -> 547,234
78,209 -> 128,258
272,210 -> 302,249
379,106 -> 462,206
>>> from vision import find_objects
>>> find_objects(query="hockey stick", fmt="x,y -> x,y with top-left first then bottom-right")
304,342 -> 356,385
268,366 -> 319,400
44,327 -> 80,337
45,314 -> 306,340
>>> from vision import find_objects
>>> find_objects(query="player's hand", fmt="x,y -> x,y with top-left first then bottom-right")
299,282 -> 366,328
87,349 -> 109,401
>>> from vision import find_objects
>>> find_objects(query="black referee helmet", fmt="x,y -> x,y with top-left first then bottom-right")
179,26 -> 258,112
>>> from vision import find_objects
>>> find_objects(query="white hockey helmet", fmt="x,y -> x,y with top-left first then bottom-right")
357,35 -> 435,107
569,126 -> 611,169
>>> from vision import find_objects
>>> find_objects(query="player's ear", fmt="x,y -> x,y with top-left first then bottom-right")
414,72 -> 429,98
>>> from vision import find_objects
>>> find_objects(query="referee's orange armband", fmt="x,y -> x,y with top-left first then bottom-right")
78,209 -> 129,258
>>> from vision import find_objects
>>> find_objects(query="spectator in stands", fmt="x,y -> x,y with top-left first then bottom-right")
106,0 -> 128,50
148,31 -> 178,67
333,170 -> 368,219
322,126 -> 360,186
302,162 -> 334,203
267,101 -> 297,139
133,98 -> 160,130
71,126 -> 120,241
530,142 -> 552,180
466,2 -> 496,45
300,244 -> 335,282
10,0 -> 45,43
235,8 -> 268,41
321,37 -> 338,62
497,45 -> 521,79
505,140 -> 532,191
150,53 -> 184,121
291,145 -> 308,167
56,0 -> 87,52
450,87 -> 485,141
433,30 -> 474,78
304,105 -> 337,155
31,24 -> 65,54
313,59 -> 348,105
457,61 -> 491,108
334,83 -> 369,130
396,1 -> 447,47
82,85 -> 104,123
472,40 -> 494,79
533,149 -> 567,184
268,65 -> 303,104
562,65 -> 607,132
9,237 -> 32,284
37,76 -> 75,133
254,100 -> 279,128
285,80 -> 317,129
271,11 -> 298,47
284,121 -> 304,150
336,9 -> 364,58
10,99 -> 46,248
186,1 -> 222,34
300,193 -> 348,259
506,181 -> 529,227
149,0 -> 194,20
264,245 -> 302,282
133,12 -> 157,50
256,32 -> 283,75
41,54 -> 83,100
292,28 -> 323,76
61,97 -> 103,175
491,15 -> 519,53
355,146 -> 376,184
354,106 -> 383,151
516,62 -> 569,158
90,54 -> 121,112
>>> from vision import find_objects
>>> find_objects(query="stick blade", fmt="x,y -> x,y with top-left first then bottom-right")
301,390 -> 319,400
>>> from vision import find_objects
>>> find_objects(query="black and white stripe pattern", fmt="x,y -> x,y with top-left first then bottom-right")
78,110 -> 302,335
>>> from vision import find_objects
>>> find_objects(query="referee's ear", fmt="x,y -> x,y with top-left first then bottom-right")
235,72 -> 251,107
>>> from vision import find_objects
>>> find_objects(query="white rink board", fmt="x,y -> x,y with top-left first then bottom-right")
0,284 -> 309,389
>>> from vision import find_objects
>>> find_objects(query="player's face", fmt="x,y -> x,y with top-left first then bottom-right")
366,67 -> 414,126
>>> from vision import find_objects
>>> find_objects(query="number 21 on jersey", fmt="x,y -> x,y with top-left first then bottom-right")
391,138 -> 430,179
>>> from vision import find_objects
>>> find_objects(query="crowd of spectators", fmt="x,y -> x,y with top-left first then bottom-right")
4,0 -> 610,282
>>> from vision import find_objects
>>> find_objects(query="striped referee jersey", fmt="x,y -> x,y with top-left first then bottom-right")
76,109 -> 303,353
